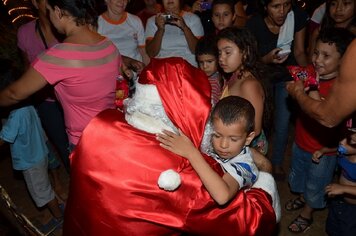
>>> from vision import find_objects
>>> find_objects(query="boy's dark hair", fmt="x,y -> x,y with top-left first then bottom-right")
195,36 -> 218,59
212,0 -> 235,14
0,59 -> 21,91
211,96 -> 255,134
317,27 -> 355,57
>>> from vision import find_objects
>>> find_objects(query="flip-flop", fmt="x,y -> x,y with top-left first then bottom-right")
285,197 -> 305,211
288,215 -> 313,233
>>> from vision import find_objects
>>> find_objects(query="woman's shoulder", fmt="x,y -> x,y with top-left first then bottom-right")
127,12 -> 143,23
182,11 -> 200,21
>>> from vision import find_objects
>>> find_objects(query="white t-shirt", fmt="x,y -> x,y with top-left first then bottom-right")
98,12 -> 145,62
311,2 -> 326,24
145,11 -> 204,67
211,146 -> 259,189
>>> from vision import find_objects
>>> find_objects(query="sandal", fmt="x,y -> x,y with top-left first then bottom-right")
288,215 -> 313,233
285,197 -> 305,211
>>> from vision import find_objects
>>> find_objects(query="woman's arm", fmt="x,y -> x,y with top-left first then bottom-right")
157,130 -> 239,205
138,47 -> 151,65
0,67 -> 48,106
173,15 -> 199,53
293,27 -> 308,66
145,15 -> 166,58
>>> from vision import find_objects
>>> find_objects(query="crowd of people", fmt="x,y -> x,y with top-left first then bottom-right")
0,0 -> 355,235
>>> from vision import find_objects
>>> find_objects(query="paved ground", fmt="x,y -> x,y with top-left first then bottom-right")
0,132 -> 329,236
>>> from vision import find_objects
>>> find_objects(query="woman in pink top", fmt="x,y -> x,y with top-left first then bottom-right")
0,0 -> 120,147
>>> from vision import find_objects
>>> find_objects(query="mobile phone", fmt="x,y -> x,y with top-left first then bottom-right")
162,14 -> 175,23
277,48 -> 291,58
201,1 -> 212,10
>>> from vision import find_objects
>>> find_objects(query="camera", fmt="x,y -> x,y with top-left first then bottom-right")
201,1 -> 212,10
162,14 -> 175,22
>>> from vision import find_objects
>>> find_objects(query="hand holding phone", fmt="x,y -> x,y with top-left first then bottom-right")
276,49 -> 291,58
200,1 -> 212,10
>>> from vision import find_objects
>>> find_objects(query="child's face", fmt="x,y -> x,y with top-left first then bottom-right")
329,0 -> 355,26
211,117 -> 254,160
212,4 -> 235,31
197,54 -> 218,77
312,41 -> 341,77
217,38 -> 243,74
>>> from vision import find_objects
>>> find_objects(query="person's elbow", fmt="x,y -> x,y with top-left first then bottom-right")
212,188 -> 236,205
0,87 -> 25,106
214,194 -> 231,205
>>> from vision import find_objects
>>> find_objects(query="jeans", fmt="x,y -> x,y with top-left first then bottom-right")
326,198 -> 356,236
271,81 -> 292,166
36,100 -> 70,172
288,143 -> 337,209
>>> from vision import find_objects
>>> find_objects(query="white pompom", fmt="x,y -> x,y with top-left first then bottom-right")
158,169 -> 181,191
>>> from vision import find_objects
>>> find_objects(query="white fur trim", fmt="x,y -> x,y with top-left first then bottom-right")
134,83 -> 161,105
125,111 -> 176,134
158,169 -> 181,191
250,171 -> 281,222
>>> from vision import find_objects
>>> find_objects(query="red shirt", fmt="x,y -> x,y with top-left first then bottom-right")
295,78 -> 341,153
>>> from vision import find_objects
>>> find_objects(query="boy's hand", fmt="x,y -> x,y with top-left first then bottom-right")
325,183 -> 344,197
156,129 -> 196,159
312,150 -> 324,163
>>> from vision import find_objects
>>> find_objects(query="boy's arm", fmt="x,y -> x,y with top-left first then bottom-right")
312,146 -> 337,163
0,138 -> 4,146
326,183 -> 356,197
157,130 -> 239,205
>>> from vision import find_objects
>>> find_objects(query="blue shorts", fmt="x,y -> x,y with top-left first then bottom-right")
326,198 -> 356,236
288,143 -> 337,209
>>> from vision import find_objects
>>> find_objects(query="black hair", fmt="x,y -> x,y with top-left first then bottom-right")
0,59 -> 21,91
212,96 -> 255,133
47,0 -> 98,27
212,0 -> 235,14
195,36 -> 218,58
216,27 -> 274,137
317,27 -> 355,56
320,0 -> 356,32
256,0 -> 294,17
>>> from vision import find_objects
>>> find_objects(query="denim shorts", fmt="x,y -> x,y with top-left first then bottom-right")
288,143 -> 337,209
326,198 -> 356,236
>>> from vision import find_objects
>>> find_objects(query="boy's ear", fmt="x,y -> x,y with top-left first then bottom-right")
245,131 -> 255,146
232,12 -> 237,22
